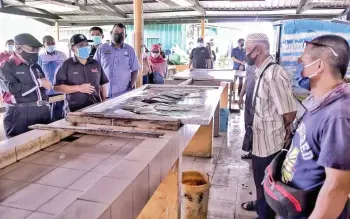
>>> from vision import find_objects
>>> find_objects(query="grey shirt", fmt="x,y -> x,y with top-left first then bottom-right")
190,47 -> 210,69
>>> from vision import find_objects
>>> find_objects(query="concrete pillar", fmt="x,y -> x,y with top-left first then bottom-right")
134,0 -> 144,88
55,21 -> 60,40
201,17 -> 205,39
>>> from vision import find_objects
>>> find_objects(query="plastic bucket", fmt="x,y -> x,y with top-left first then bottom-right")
181,171 -> 210,219
220,108 -> 229,132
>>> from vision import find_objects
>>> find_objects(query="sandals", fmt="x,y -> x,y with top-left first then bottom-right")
241,201 -> 257,212
241,153 -> 252,160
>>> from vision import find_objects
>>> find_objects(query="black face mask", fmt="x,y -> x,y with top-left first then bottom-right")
240,43 -> 245,48
21,51 -> 39,64
113,33 -> 124,44
245,47 -> 257,66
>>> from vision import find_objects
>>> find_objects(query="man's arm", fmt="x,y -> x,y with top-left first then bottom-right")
238,79 -> 247,109
189,49 -> 194,69
206,59 -> 212,69
231,49 -> 244,65
130,70 -> 138,89
309,168 -> 350,219
100,84 -> 107,101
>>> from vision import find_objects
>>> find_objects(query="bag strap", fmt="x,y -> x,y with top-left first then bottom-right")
251,62 -> 277,112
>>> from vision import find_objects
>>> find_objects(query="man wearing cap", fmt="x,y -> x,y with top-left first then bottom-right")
0,39 -> 14,64
0,34 -> 52,138
54,34 -> 109,113
231,38 -> 246,96
89,26 -> 104,59
94,23 -> 140,98
244,33 -> 297,219
38,35 -> 67,121
189,37 -> 211,69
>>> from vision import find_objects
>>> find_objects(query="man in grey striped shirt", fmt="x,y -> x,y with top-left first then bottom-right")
244,33 -> 297,219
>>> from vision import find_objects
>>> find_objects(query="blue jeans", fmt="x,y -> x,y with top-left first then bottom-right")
143,75 -> 149,85
153,72 -> 164,84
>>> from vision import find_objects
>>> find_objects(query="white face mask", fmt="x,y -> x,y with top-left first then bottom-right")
197,43 -> 204,48
304,59 -> 321,78
151,53 -> 160,58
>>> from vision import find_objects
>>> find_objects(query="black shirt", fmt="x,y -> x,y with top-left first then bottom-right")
54,56 -> 109,112
90,46 -> 97,59
0,58 -> 48,103
190,47 -> 210,69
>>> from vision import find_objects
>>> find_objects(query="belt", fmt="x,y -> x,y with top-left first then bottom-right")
7,100 -> 49,107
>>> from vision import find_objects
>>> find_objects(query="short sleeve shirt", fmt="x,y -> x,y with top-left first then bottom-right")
53,56 -> 109,112
190,47 -> 210,69
94,43 -> 140,98
231,47 -> 246,70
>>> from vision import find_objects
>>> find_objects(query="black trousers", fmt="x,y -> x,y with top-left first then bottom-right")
252,152 -> 279,219
50,100 -> 64,122
235,76 -> 244,96
4,104 -> 51,138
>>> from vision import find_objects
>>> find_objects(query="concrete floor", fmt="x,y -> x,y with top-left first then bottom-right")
182,113 -> 258,219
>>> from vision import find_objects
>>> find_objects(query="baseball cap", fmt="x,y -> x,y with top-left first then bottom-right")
197,37 -> 204,43
70,34 -> 93,47
14,33 -> 43,48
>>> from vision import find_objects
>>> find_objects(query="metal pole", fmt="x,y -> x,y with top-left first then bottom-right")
201,17 -> 205,39
55,21 -> 60,40
134,0 -> 143,88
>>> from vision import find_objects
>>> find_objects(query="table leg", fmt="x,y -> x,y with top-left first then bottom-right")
213,102 -> 220,138
220,82 -> 229,109
137,159 -> 180,219
182,118 -> 213,158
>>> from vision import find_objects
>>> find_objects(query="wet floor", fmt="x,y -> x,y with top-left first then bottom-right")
182,112 -> 258,219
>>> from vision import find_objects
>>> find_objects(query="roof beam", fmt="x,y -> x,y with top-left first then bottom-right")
0,6 -> 61,19
297,0 -> 315,14
34,18 -> 55,25
192,0 -> 205,15
96,0 -> 127,18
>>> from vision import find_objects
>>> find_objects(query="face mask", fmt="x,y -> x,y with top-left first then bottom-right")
295,59 -> 320,91
46,45 -> 55,53
240,43 -> 245,48
151,53 -> 160,58
21,51 -> 39,64
197,43 -> 204,48
91,36 -> 102,45
76,46 -> 91,59
245,48 -> 257,66
112,33 -> 124,44
6,45 -> 14,52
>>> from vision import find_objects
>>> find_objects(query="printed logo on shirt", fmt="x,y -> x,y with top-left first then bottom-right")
72,72 -> 79,75
16,72 -> 25,75
201,49 -> 205,52
91,68 -> 98,73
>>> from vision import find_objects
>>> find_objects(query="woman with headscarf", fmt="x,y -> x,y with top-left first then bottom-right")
148,44 -> 168,84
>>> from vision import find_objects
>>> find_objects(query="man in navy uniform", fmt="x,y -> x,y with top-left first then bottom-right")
0,33 -> 52,138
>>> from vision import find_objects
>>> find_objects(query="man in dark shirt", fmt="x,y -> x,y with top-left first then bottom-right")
280,35 -> 350,218
231,38 -> 246,95
0,34 -> 52,138
89,27 -> 104,59
189,37 -> 211,69
54,34 -> 109,112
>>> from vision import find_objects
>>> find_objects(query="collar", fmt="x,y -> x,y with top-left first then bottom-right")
109,42 -> 125,49
255,56 -> 273,78
72,55 -> 94,64
9,54 -> 24,66
303,83 -> 350,113
45,51 -> 57,56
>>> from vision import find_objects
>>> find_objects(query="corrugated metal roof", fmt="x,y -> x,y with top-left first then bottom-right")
2,0 -> 350,25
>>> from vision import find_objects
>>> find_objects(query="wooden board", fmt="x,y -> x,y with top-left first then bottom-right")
172,69 -> 246,82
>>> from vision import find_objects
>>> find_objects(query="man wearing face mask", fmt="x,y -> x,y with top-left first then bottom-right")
0,39 -> 14,64
94,23 -> 140,98
54,34 -> 109,113
244,33 -> 297,219
89,26 -> 104,59
38,35 -> 67,121
0,34 -> 52,138
231,38 -> 246,96
277,35 -> 350,219
189,37 -> 211,69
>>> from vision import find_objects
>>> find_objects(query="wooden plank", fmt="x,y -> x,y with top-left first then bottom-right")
29,124 -> 165,138
220,82 -> 229,109
178,78 -> 193,86
183,118 -> 213,158
137,160 -> 180,219
66,114 -> 181,131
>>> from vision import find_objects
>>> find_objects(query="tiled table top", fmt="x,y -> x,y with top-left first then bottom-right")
0,124 -> 197,219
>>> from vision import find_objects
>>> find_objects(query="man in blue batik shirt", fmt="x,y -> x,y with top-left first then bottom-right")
94,23 -> 140,98
281,35 -> 350,219
38,35 -> 66,121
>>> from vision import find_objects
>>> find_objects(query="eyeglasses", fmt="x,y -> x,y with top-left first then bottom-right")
304,41 -> 339,57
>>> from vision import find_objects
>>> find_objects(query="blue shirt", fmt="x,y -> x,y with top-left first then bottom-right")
94,42 -> 140,98
38,51 -> 66,95
231,47 -> 246,70
281,83 -> 350,217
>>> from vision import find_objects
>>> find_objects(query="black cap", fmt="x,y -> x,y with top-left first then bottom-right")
70,34 -> 93,47
14,33 -> 42,48
197,37 -> 204,43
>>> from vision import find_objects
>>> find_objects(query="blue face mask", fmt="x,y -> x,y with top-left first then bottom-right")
46,45 -> 55,53
91,36 -> 102,45
6,45 -> 14,52
76,46 -> 91,59
295,60 -> 320,91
